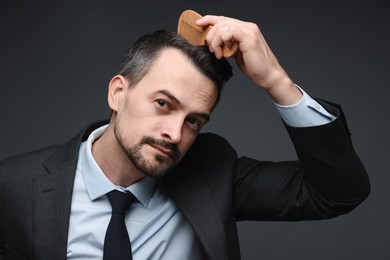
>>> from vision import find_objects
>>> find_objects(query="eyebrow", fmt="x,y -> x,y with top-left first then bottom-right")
150,89 -> 211,122
155,89 -> 181,105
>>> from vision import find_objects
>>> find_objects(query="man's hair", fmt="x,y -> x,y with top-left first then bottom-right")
118,30 -> 233,106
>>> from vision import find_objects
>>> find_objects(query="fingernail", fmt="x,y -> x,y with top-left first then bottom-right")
196,17 -> 205,23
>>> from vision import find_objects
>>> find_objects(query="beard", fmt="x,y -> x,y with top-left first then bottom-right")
114,124 -> 181,178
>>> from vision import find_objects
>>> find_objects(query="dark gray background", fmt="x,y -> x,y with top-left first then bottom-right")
1,0 -> 389,259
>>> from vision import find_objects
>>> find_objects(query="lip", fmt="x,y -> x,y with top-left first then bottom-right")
148,144 -> 174,158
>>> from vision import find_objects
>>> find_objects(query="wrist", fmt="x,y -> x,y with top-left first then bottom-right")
266,76 -> 302,105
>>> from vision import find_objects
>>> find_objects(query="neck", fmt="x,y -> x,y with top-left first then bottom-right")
92,123 -> 145,187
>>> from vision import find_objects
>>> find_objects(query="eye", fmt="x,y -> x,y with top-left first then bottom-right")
157,99 -> 167,107
155,99 -> 171,111
186,117 -> 201,130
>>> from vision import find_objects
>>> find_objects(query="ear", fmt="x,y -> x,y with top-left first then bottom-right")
107,75 -> 128,112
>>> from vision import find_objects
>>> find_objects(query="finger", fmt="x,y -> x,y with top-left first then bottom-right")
195,15 -> 221,27
206,25 -> 238,57
204,27 -> 224,58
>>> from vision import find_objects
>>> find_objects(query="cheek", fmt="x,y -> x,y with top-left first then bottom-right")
121,103 -> 157,131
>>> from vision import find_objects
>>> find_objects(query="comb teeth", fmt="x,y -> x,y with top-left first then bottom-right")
177,10 -> 238,57
177,10 -> 207,46
182,20 -> 204,33
179,24 -> 209,46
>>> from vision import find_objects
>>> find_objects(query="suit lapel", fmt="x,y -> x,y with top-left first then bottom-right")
32,164 -> 76,260
30,121 -> 228,259
163,165 -> 229,260
32,121 -> 107,259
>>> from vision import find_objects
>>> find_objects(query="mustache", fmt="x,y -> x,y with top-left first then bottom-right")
140,136 -> 181,159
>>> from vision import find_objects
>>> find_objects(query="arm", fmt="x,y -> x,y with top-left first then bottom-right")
196,15 -> 302,105
234,100 -> 370,221
197,15 -> 370,220
0,245 -> 4,260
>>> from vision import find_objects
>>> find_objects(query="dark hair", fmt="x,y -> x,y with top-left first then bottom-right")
118,30 -> 233,106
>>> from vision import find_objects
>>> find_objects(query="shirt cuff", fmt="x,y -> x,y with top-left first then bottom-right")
274,85 -> 336,127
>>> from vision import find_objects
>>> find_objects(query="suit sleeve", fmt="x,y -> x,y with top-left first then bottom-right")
233,100 -> 370,221
0,246 -> 4,260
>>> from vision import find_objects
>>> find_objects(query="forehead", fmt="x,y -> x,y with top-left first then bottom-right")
136,48 -> 218,110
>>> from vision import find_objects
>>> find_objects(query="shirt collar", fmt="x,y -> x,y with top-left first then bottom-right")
79,124 -> 156,207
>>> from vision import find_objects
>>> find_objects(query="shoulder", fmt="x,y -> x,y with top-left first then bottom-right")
0,145 -> 58,176
167,132 -> 239,184
194,132 -> 234,149
0,120 -> 107,177
185,132 -> 237,161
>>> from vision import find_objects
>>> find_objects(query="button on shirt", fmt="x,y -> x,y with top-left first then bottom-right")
66,125 -> 204,260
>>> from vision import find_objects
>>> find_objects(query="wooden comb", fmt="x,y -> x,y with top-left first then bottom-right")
177,10 -> 238,58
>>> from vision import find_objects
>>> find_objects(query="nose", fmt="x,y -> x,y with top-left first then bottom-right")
161,117 -> 183,144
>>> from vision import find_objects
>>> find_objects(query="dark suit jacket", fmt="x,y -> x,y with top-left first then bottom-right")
0,101 -> 370,260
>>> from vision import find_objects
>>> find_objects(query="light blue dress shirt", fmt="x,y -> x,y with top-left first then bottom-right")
66,87 -> 335,259
274,86 -> 335,127
67,125 -> 204,260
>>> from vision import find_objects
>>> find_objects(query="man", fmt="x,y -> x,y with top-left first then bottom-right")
0,15 -> 369,260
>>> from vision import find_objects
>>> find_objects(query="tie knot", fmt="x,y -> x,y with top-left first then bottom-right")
106,190 -> 137,215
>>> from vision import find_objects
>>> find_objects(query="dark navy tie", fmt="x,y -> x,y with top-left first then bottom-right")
103,190 -> 137,260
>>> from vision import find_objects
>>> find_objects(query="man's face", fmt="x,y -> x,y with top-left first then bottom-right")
113,48 -> 217,178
